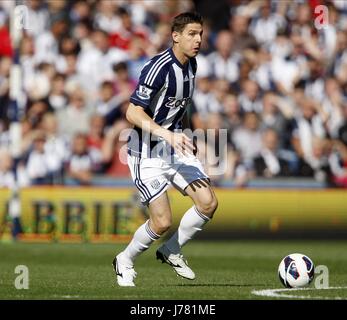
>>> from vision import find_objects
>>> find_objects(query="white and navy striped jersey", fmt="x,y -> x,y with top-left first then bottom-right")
128,47 -> 197,158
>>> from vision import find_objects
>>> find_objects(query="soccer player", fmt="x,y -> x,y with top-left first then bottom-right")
113,12 -> 218,287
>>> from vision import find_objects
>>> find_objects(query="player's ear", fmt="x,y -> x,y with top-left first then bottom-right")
172,31 -> 180,44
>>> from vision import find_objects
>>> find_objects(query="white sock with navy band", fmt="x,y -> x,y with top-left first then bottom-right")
165,206 -> 210,254
121,220 -> 160,266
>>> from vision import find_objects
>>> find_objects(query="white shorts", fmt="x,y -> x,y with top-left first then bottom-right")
127,154 -> 209,206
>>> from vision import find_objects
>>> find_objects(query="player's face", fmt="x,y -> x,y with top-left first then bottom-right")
173,23 -> 203,58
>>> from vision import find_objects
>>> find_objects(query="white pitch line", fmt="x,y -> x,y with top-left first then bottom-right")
252,287 -> 347,300
51,295 -> 80,299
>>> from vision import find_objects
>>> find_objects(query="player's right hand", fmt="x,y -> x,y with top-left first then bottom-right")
165,132 -> 195,156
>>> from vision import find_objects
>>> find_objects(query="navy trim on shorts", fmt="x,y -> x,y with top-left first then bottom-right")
135,158 -> 152,199
134,158 -> 151,200
144,182 -> 168,206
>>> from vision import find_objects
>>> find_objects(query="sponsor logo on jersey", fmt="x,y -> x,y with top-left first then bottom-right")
165,97 -> 191,109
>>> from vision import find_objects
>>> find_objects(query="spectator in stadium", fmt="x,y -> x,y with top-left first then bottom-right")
47,0 -> 68,21
26,131 -> 51,185
76,29 -> 128,94
87,114 -> 106,174
253,128 -> 292,178
20,35 -> 36,88
0,12 -> 12,57
0,149 -> 16,188
329,138 -> 347,187
108,6 -> 149,51
330,101 -> 347,187
238,79 -> 262,114
303,55 -> 326,102
34,12 -> 69,65
112,62 -> 137,117
249,1 -> 286,45
290,3 -> 313,41
219,101 -> 251,187
206,30 -> 241,84
0,56 -> 10,121
338,101 -> 347,147
71,18 -> 93,53
26,0 -> 50,39
69,0 -> 92,25
221,93 -> 242,133
321,78 -> 345,138
94,0 -> 122,34
62,53 -> 80,86
196,78 -> 229,132
232,111 -> 262,169
1,0 -> 347,190
126,35 -> 149,82
55,35 -> 81,74
40,113 -> 68,184
101,120 -> 130,177
333,99 -> 347,188
25,62 -> 56,101
228,12 -> 257,52
259,92 -> 287,140
250,46 -> 276,92
67,133 -> 93,185
192,78 -> 227,177
0,148 -> 29,189
191,74 -> 214,130
150,22 -> 172,54
47,73 -> 68,111
333,30 -> 347,83
24,100 -> 51,132
57,88 -> 92,141
95,81 -> 123,127
270,43 -> 304,96
291,98 -> 328,178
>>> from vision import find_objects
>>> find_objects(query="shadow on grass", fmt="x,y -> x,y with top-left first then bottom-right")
169,283 -> 266,287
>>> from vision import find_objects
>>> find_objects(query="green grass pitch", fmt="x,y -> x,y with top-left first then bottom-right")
0,240 -> 346,300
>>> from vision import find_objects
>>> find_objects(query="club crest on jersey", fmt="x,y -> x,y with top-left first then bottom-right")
136,85 -> 153,100
150,179 -> 161,190
165,97 -> 191,109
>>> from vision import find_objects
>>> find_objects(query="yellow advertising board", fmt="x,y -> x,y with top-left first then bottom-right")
1,187 -> 347,242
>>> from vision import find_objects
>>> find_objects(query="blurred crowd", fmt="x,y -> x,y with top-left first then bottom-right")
0,0 -> 347,188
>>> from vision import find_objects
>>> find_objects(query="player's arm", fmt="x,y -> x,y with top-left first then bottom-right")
126,103 -> 194,155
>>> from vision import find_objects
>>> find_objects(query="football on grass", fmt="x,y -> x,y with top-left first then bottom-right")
278,253 -> 315,288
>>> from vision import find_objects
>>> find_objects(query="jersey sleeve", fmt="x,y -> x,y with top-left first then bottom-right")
129,58 -> 167,109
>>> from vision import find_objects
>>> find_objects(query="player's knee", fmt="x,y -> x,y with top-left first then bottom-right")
151,217 -> 172,235
196,195 -> 218,218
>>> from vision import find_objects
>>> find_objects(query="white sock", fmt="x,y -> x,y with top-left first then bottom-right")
165,206 -> 210,254
121,220 -> 160,266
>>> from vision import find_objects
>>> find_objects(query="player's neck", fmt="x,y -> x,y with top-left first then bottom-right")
172,46 -> 189,66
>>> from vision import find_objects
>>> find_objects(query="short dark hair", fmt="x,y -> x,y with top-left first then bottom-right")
171,12 -> 203,33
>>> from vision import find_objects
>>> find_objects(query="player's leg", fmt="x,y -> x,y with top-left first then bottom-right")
156,156 -> 217,279
114,192 -> 172,286
118,191 -> 172,264
113,155 -> 171,286
164,178 -> 217,253
156,179 -> 217,280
